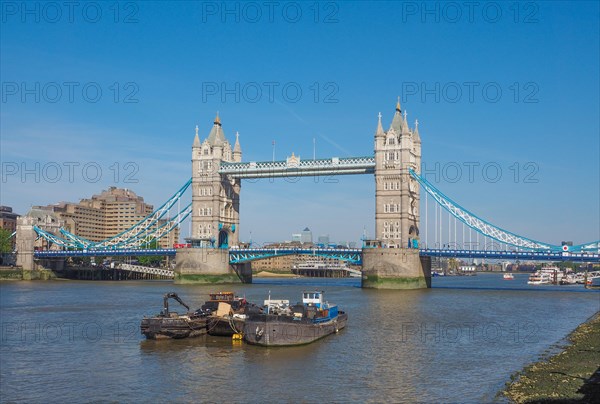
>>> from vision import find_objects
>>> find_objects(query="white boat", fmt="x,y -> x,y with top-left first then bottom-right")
560,273 -> 577,285
585,271 -> 600,287
292,260 -> 361,278
503,273 -> 514,280
527,266 -> 565,285
527,271 -> 551,285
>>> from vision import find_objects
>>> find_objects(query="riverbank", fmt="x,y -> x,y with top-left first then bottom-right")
502,312 -> 600,403
0,267 -> 57,281
254,271 -> 297,278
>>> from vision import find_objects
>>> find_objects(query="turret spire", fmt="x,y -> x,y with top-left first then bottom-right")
402,110 -> 409,132
207,113 -> 226,146
376,112 -> 384,137
193,125 -> 200,147
413,119 -> 421,143
390,98 -> 404,133
234,131 -> 241,152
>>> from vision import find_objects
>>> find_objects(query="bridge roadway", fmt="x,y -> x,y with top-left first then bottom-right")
33,248 -> 600,262
219,156 -> 375,178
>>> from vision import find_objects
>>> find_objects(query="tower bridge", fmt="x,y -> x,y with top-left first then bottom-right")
32,247 -> 598,263
17,100 -> 600,288
174,100 -> 429,287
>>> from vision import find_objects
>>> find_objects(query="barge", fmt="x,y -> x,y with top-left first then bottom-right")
204,292 -> 262,336
140,292 -> 209,339
243,291 -> 347,347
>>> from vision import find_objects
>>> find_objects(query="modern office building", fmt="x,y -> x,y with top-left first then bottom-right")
317,234 -> 330,246
301,227 -> 312,244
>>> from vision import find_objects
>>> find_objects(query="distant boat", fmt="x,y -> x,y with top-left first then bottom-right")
527,271 -> 551,285
560,273 -> 584,285
585,271 -> 600,287
503,273 -> 514,280
292,260 -> 361,278
528,266 -> 565,285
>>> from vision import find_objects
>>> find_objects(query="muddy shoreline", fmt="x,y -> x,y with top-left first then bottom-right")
502,312 -> 600,403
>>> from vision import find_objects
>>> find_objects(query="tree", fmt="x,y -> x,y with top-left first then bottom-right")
137,240 -> 163,267
0,228 -> 14,254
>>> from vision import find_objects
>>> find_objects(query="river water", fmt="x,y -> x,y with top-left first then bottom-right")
1,273 -> 598,403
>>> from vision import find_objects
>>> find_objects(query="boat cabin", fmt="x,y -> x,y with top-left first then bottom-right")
202,292 -> 247,313
208,292 -> 235,302
302,291 -> 324,308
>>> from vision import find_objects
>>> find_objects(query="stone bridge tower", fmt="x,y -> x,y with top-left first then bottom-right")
191,114 -> 241,248
362,100 -> 431,289
175,114 -> 250,284
373,99 -> 421,247
16,209 -> 65,278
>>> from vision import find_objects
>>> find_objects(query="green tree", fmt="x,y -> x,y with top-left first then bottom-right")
137,240 -> 163,267
0,228 -> 14,254
556,261 -> 574,270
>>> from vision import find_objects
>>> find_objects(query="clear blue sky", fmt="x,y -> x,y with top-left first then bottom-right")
1,1 -> 598,246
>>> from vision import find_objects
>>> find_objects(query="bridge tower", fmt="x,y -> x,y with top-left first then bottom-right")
15,211 -> 65,279
190,114 -> 241,248
362,100 -> 431,289
174,114 -> 251,284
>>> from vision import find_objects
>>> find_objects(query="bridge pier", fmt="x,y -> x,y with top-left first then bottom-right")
15,216 -> 35,271
174,248 -> 252,284
361,248 -> 431,289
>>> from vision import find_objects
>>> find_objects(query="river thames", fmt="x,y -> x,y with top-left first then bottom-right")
1,273 -> 598,403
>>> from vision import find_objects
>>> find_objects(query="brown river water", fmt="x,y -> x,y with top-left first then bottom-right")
1,273 -> 598,403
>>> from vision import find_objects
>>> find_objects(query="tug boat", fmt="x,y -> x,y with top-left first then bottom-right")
243,291 -> 347,347
140,292 -> 209,339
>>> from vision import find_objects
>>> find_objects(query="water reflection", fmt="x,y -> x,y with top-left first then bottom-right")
1,275 -> 598,403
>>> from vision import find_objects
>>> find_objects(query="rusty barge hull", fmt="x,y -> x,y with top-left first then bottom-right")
140,317 -> 208,339
242,312 -> 347,346
207,317 -> 245,336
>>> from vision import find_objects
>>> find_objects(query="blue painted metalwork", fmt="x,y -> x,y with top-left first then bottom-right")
59,229 -> 92,249
570,241 -> 600,253
32,189 -> 192,250
91,179 -> 192,249
219,156 -> 375,178
410,169 -> 572,252
420,248 -> 599,262
32,247 -> 599,263
108,203 -> 192,249
229,248 -> 363,265
34,249 -> 177,258
33,226 -> 80,249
